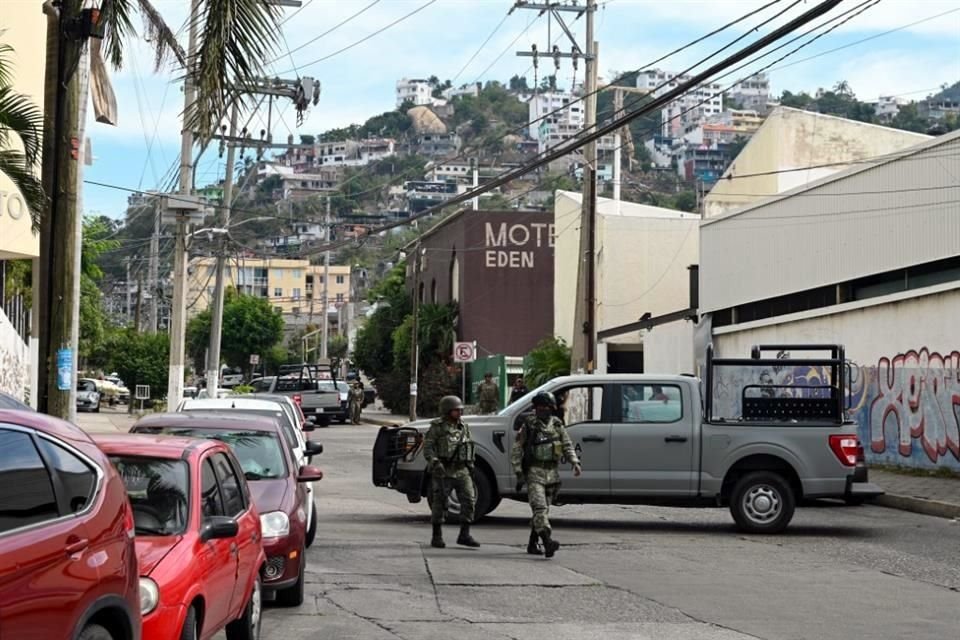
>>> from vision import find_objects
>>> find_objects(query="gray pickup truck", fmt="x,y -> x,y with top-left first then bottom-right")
373,344 -> 883,534
251,363 -> 349,423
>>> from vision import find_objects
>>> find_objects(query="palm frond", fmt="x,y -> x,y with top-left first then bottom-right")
0,150 -> 47,232
99,0 -> 137,69
136,0 -> 187,70
0,41 -> 14,87
188,0 -> 281,140
0,85 -> 44,165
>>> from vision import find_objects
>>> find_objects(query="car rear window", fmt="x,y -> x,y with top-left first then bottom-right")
136,428 -> 288,481
109,456 -> 189,536
185,407 -> 298,451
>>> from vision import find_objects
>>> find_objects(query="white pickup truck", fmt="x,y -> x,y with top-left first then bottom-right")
373,344 -> 883,533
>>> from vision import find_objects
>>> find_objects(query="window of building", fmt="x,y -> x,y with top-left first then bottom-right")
292,269 -> 302,279
274,287 -> 283,297
335,275 -> 344,284
0,430 -> 58,533
336,293 -> 344,303
292,288 -> 301,299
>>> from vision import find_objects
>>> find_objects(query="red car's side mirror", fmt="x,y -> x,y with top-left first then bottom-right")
297,465 -> 323,482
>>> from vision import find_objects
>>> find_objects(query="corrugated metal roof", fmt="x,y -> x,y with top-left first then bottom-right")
700,130 -> 960,312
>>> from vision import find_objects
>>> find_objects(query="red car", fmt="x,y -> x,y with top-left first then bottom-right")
94,433 -> 265,640
0,410 -> 140,640
131,412 -> 322,607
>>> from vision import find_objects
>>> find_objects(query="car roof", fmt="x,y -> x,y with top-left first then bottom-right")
0,408 -> 93,445
134,411 -> 282,433
181,397 -> 285,412
92,432 -> 222,459
247,394 -> 295,407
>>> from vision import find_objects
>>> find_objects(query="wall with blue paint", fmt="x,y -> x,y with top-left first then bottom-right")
712,348 -> 960,472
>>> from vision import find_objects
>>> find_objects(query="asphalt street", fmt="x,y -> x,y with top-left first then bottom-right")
214,421 -> 959,640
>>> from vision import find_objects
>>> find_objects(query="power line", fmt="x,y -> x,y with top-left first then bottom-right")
271,0 -> 382,65
278,0 -> 314,26
451,10 -> 512,84
277,0 -> 437,74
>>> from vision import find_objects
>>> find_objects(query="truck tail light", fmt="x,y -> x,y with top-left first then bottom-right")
829,434 -> 860,467
293,394 -> 302,406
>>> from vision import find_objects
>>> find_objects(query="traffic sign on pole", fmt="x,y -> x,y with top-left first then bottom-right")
453,342 -> 476,363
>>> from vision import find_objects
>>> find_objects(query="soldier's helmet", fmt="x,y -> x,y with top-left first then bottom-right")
531,391 -> 556,408
439,395 -> 464,414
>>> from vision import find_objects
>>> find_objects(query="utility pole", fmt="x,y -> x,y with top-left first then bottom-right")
205,104 -> 239,395
148,205 -> 160,332
514,0 -> 597,373
320,196 -> 331,359
36,0 -> 99,416
166,0 -> 200,408
134,271 -> 143,333
125,257 -> 132,323
409,244 -> 421,422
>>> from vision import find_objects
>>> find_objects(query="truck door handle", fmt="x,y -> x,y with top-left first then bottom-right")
664,435 -> 688,443
65,537 -> 89,555
582,435 -> 606,443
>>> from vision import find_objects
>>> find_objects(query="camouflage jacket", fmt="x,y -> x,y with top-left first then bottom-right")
511,414 -> 578,484
477,381 -> 500,411
423,417 -> 475,475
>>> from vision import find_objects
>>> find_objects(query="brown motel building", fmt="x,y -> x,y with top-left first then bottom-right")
408,208 -> 555,358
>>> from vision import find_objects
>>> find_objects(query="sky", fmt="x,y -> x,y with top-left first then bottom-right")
80,0 -> 960,217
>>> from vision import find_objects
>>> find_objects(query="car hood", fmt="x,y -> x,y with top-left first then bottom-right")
249,478 -> 290,513
136,536 -> 184,576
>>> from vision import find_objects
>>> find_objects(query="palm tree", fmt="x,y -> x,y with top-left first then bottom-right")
0,41 -> 46,231
100,0 -> 282,140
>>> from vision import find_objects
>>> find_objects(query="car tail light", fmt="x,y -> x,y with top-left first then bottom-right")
293,394 -> 302,406
829,434 -> 860,467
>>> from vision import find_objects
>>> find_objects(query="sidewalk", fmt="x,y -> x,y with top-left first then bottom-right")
361,407 -> 410,427
74,408 -> 137,434
869,468 -> 960,520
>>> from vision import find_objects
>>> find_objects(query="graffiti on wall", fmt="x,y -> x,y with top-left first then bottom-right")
0,309 -> 30,403
869,349 -> 960,466
712,347 -> 960,471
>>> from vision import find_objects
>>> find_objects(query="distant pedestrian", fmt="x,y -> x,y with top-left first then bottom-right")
423,395 -> 481,549
509,376 -> 529,405
477,372 -> 500,414
512,391 -> 580,558
349,381 -> 364,424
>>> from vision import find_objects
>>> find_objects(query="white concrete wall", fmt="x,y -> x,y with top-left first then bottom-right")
554,191 -> 700,348
712,283 -> 960,366
642,320 -> 696,375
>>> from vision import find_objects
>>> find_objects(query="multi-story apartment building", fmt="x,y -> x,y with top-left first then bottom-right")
636,69 -> 724,138
727,73 -> 771,112
396,78 -> 442,108
187,257 -> 351,318
527,91 -> 585,152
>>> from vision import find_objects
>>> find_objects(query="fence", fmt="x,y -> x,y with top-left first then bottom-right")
0,304 -> 30,403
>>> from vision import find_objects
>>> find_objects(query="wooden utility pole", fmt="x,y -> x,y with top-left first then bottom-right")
134,271 -> 144,333
36,0 -> 87,417
148,205 -> 160,332
321,195 -> 331,359
409,244 -> 421,422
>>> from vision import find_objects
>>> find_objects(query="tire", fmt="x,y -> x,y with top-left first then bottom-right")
275,550 -> 305,607
179,606 -> 198,640
226,576 -> 263,640
94,400 -> 101,413
729,471 -> 796,534
427,468 -> 494,524
305,504 -> 317,548
78,624 -> 113,640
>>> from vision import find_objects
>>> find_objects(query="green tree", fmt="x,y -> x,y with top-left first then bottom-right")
891,103 -> 930,133
0,40 -> 45,229
524,337 -> 571,387
185,290 -> 284,378
79,217 -> 120,363
508,75 -> 529,93
104,330 -> 170,400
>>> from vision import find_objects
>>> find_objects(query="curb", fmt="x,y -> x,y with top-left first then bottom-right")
873,493 -> 960,520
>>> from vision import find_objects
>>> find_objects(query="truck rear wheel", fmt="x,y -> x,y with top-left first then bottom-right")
730,471 -> 796,534
427,469 -> 493,523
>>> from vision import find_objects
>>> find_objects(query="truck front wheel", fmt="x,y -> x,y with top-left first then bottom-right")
729,471 -> 796,534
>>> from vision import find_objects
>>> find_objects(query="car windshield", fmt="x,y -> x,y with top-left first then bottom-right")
108,456 -> 189,536
78,380 -> 97,393
138,428 -> 288,480
184,407 -> 298,451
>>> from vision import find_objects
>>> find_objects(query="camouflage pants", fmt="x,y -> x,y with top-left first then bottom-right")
430,467 -> 476,524
350,401 -> 362,424
527,480 -> 560,534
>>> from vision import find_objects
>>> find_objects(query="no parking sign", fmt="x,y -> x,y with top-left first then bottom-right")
453,342 -> 476,363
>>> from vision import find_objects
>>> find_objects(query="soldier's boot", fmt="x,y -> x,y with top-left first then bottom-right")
540,529 -> 560,558
457,523 -> 481,548
526,528 -> 543,555
430,524 -> 445,549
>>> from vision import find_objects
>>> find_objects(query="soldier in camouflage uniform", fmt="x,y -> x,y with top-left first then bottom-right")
423,395 -> 481,549
512,391 -> 581,558
477,372 -> 500,414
